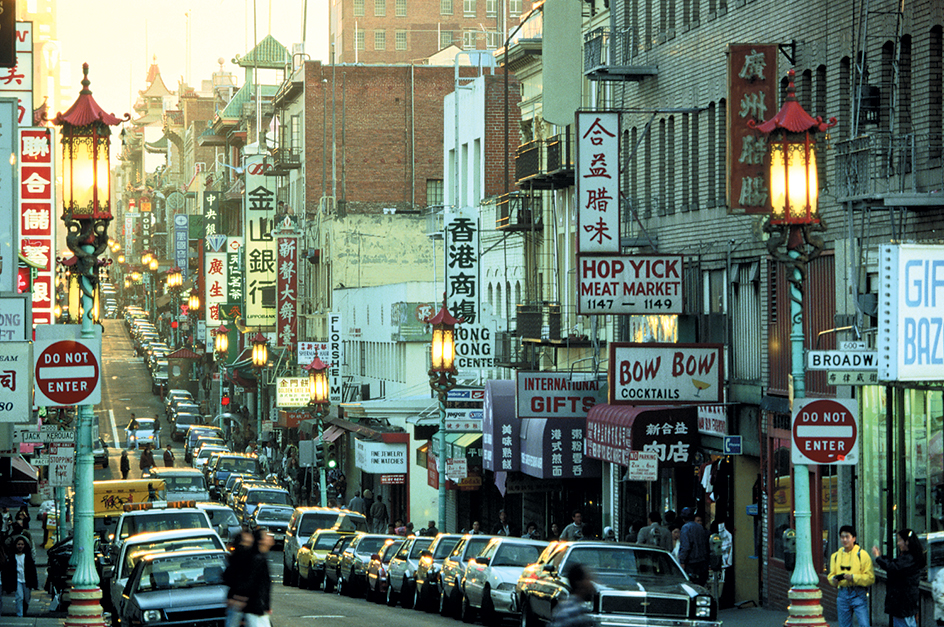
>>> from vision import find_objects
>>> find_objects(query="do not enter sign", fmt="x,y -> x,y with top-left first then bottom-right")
33,326 -> 102,407
791,398 -> 859,465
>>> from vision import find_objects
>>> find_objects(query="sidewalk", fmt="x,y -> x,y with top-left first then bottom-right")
1,505 -> 64,625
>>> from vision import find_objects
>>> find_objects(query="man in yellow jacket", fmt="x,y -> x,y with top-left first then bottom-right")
827,525 -> 875,627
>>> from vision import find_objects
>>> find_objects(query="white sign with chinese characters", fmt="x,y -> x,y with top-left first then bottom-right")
0,342 -> 32,423
275,377 -> 310,408
355,439 -> 407,473
444,206 -> 493,372
576,111 -> 620,254
243,154 -> 277,326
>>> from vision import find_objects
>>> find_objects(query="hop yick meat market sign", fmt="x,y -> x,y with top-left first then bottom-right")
577,255 -> 684,315
609,343 -> 724,404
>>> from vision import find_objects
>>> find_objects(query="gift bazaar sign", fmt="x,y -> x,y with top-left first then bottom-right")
609,343 -> 724,404
577,255 -> 684,315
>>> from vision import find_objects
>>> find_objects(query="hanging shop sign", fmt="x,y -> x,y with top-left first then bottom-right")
576,111 -> 620,253
0,23 -> 32,124
205,239 -> 228,327
204,191 -> 221,237
328,313 -> 343,403
444,206 -> 493,371
609,343 -> 724,404
276,233 -> 299,348
18,127 -> 56,325
243,154 -> 276,326
726,43 -> 778,214
878,243 -> 944,381
577,255 -> 684,315
174,214 -> 189,279
0,98 -> 16,292
275,377 -> 310,408
225,236 -> 244,322
0,341 -> 32,423
0,294 -> 29,341
297,341 -> 330,366
516,372 -> 606,419
355,439 -> 407,473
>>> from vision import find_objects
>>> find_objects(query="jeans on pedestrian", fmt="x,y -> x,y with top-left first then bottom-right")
225,605 -> 244,627
15,581 -> 30,616
891,616 -> 917,627
836,586 -> 870,627
243,612 -> 271,627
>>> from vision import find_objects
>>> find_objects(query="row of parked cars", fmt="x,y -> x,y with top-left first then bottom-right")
281,515 -> 721,627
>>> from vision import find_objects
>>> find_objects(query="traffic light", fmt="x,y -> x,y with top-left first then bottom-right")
221,396 -> 230,407
315,442 -> 325,467
325,442 -> 337,469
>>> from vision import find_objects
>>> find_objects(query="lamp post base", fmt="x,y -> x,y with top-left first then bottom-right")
64,586 -> 107,627
783,586 -> 828,627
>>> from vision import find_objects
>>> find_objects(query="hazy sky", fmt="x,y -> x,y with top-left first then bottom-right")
55,0 -> 329,116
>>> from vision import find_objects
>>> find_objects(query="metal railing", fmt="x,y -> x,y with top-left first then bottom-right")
835,132 -> 944,201
515,140 -> 544,182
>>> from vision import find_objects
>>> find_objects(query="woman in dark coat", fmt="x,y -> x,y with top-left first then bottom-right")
242,527 -> 273,627
872,528 -> 925,627
3,535 -> 38,616
120,450 -> 131,480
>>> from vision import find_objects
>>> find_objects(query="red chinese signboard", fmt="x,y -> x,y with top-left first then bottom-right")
18,127 -> 56,325
276,233 -> 298,348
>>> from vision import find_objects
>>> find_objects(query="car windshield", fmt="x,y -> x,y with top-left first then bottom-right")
198,447 -> 227,459
382,541 -> 405,561
206,509 -> 240,527
565,547 -> 685,583
164,475 -> 208,493
433,537 -> 461,559
356,537 -> 391,555
299,513 -> 340,536
120,512 -> 210,539
139,552 -> 227,591
225,475 -> 245,490
247,491 -> 290,505
176,414 -> 201,426
313,532 -> 343,549
409,537 -> 434,558
122,536 -> 223,578
492,543 -> 542,567
134,419 -> 156,430
220,458 -> 259,474
256,507 -> 293,522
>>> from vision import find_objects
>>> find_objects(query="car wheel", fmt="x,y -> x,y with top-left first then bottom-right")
520,600 -> 539,627
103,459 -> 109,469
299,571 -> 310,590
324,573 -> 335,593
480,587 -> 496,625
439,588 -> 451,616
313,573 -> 324,591
365,579 -> 373,602
413,582 -> 424,611
386,580 -> 398,606
461,592 -> 477,623
401,578 -> 415,609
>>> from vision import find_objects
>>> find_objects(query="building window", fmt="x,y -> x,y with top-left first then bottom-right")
374,30 -> 386,50
440,0 -> 452,15
463,0 -> 475,17
375,0 -> 386,15
396,0 -> 406,16
509,0 -> 521,15
462,30 -> 477,49
354,0 -> 365,16
427,179 -> 444,206
396,30 -> 407,50
440,30 -> 453,49
355,28 -> 366,50
291,114 -> 300,151
485,31 -> 501,49
485,0 -> 496,17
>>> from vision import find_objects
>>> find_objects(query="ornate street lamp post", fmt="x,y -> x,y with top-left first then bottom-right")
305,357 -> 331,506
426,299 -> 462,532
188,290 -> 200,350
749,68 -> 835,627
166,267 -> 182,348
54,62 -> 127,627
214,324 -> 229,429
251,332 -> 269,442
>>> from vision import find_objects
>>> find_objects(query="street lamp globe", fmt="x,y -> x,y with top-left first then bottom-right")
141,252 -> 151,266
305,357 -> 330,406
251,332 -> 269,369
149,257 -> 158,272
427,301 -> 461,373
215,324 -> 229,356
189,292 -> 200,311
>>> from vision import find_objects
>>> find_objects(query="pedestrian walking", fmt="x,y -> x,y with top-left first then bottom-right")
120,450 -> 131,480
347,488 -> 368,515
126,413 -> 138,449
560,510 -> 585,540
637,510 -> 673,551
223,530 -> 254,627
139,444 -> 155,474
548,563 -> 595,627
678,508 -> 710,585
872,529 -> 925,627
521,522 -> 542,540
492,509 -> 512,536
827,525 -> 875,627
2,536 -> 38,616
370,495 -> 389,534
163,444 -> 175,467
243,527 -> 273,627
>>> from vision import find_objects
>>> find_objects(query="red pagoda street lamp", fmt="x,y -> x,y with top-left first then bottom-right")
749,68 -> 836,627
251,332 -> 269,439
54,62 -> 128,627
305,357 -> 332,506
425,298 -> 463,532
213,324 -> 229,427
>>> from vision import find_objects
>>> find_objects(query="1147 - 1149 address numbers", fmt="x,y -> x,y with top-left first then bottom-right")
584,299 -> 674,311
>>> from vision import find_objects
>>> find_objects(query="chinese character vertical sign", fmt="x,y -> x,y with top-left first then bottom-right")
174,214 -> 189,279
576,112 -> 620,254
0,23 -> 32,124
124,212 -> 135,256
204,191 -> 221,237
444,206 -> 492,372
276,233 -> 298,349
727,43 -> 777,214
226,236 -> 244,321
243,155 -> 276,326
19,128 -> 56,325
205,235 -> 228,331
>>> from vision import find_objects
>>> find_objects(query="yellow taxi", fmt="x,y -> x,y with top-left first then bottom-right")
296,529 -> 349,590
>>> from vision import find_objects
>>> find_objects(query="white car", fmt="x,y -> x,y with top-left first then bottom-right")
126,418 -> 160,449
193,445 -> 229,470
460,537 -> 547,622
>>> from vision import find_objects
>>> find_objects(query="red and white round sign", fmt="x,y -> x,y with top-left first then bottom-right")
35,340 -> 100,406
791,398 -> 859,465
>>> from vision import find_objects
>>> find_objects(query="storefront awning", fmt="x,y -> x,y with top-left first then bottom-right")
452,433 -> 482,460
0,455 -> 39,497
483,379 -> 518,472
520,417 -> 601,479
586,404 -> 698,468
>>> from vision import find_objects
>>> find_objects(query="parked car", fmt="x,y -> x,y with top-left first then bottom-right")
248,504 -> 294,547
322,534 -> 359,593
517,541 -> 719,627
116,549 -> 228,627
438,534 -> 493,617
282,506 -> 347,587
514,541 -> 561,602
330,511 -> 369,533
460,537 -> 548,623
385,535 -> 434,608
336,533 -> 399,597
365,538 -> 406,603
295,530 -> 348,590
412,533 -> 463,611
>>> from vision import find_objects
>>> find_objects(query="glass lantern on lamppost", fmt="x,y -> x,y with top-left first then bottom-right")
165,267 -> 183,347
305,357 -> 331,506
53,61 -> 128,627
188,291 -> 201,350
748,68 -> 836,627
251,332 -> 269,441
213,324 -> 229,429
426,299 -> 462,533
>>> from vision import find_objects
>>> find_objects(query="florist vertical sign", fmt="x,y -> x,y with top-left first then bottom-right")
576,111 -> 620,254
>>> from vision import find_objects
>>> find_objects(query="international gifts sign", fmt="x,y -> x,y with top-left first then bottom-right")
576,111 -> 620,254
243,155 -> 276,326
18,127 -> 56,325
276,233 -> 299,348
